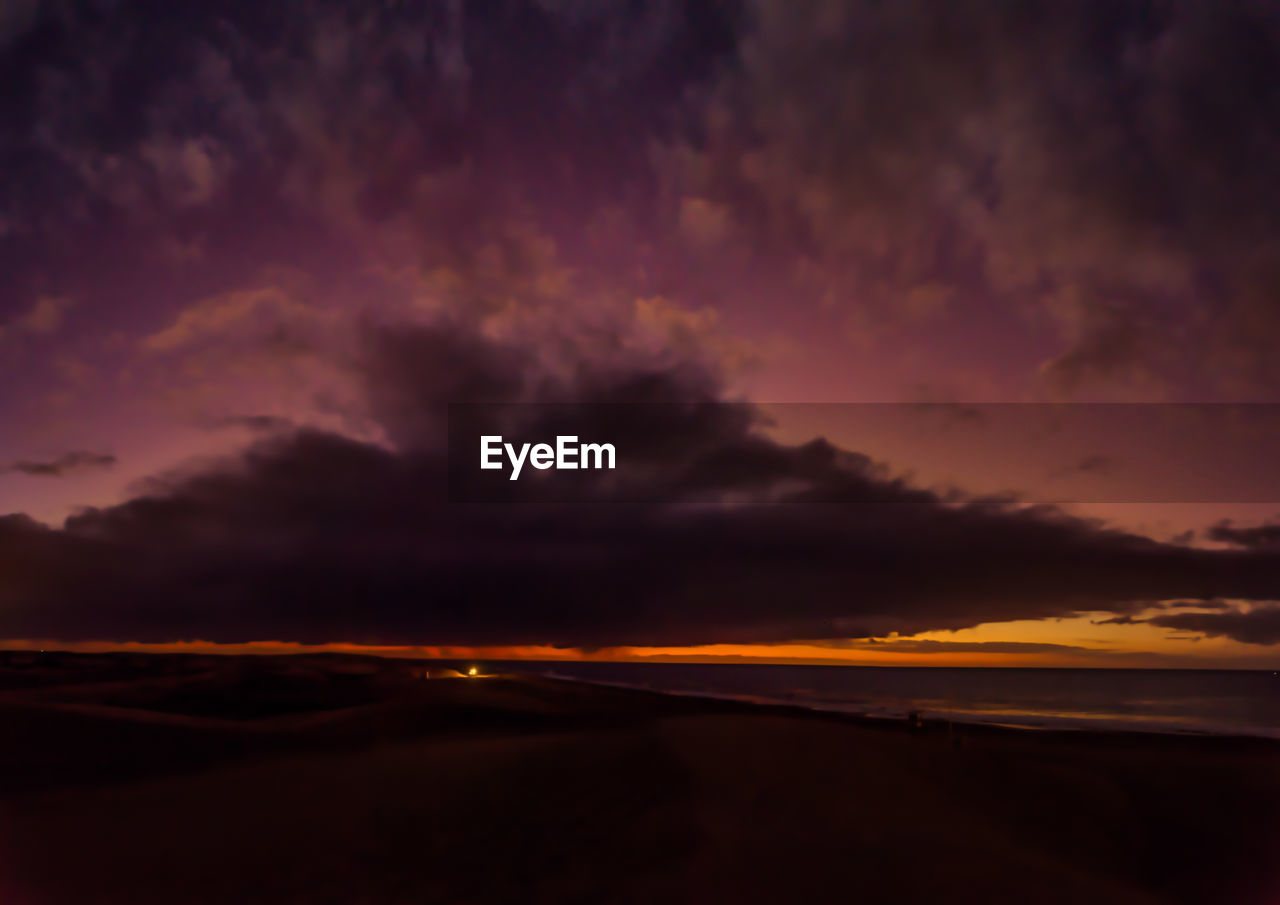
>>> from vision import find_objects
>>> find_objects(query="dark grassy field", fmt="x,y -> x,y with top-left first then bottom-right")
0,651 -> 1277,904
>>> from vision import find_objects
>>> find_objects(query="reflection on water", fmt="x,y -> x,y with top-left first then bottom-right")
510,662 -> 1280,738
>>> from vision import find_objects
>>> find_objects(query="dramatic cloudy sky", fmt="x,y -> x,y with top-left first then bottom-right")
2,0 -> 1279,666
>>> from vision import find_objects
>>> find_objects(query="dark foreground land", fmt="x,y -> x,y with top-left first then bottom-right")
0,652 -> 1276,905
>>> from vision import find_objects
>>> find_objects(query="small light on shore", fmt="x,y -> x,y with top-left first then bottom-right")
468,667 -> 478,677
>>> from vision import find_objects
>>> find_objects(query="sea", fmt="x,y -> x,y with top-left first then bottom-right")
494,662 -> 1280,739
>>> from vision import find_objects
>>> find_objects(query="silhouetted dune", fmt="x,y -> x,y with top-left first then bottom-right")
0,654 -> 1277,904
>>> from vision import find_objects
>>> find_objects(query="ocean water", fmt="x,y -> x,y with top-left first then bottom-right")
499,662 -> 1280,739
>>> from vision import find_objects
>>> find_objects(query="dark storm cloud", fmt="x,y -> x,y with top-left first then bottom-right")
2,3 -> 1280,646
1150,606 -> 1280,646
3,450 -> 115,476
3,321 -> 1280,646
1208,520 -> 1280,550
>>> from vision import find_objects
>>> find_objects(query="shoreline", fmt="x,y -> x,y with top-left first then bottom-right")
3,646 -> 1276,743
528,669 -> 1280,744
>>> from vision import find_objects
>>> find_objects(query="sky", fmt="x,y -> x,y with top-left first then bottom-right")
1,0 -> 1280,667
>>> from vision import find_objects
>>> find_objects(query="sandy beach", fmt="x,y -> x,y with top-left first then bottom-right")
0,652 -> 1274,905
